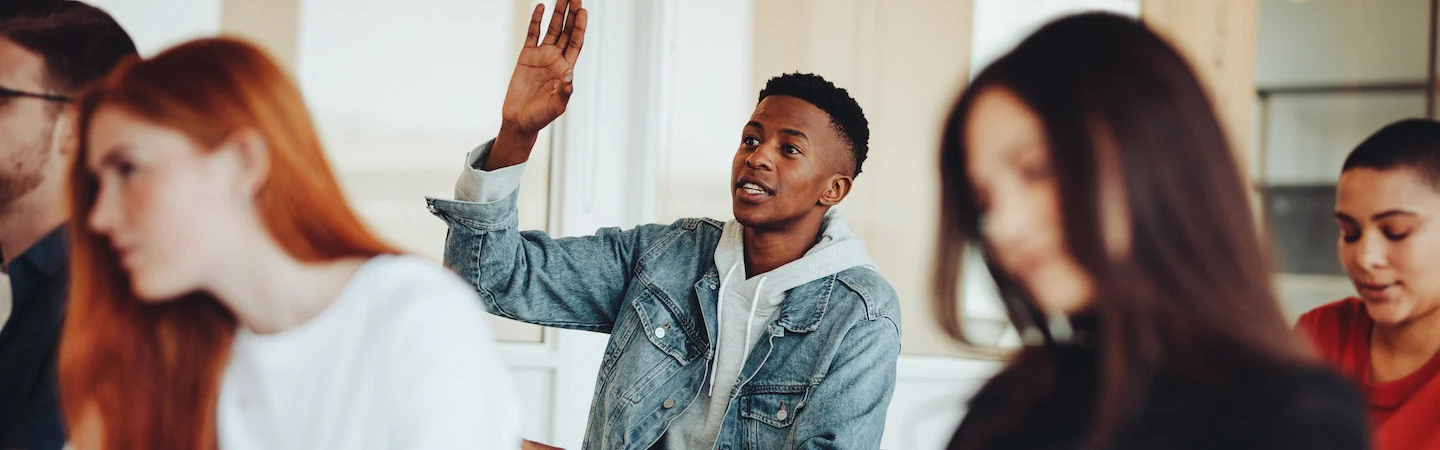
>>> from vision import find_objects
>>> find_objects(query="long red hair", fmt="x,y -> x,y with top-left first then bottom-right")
61,37 -> 397,449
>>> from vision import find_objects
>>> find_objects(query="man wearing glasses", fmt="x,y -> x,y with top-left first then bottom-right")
0,2 -> 135,448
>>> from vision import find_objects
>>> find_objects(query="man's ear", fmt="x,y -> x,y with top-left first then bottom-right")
52,106 -> 78,158
818,173 -> 853,206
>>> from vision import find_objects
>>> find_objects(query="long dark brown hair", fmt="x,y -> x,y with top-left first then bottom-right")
933,12 -> 1307,449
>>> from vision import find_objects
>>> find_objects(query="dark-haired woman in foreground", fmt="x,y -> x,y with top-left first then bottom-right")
1298,119 -> 1440,450
933,13 -> 1369,450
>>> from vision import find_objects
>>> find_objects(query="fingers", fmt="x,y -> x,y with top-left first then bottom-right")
523,3 -> 543,47
543,0 -> 570,45
557,0 -> 581,49
563,8 -> 587,64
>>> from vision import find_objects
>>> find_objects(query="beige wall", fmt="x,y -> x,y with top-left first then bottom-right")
219,0 -> 300,70
1142,0 -> 1260,175
753,0 -> 976,356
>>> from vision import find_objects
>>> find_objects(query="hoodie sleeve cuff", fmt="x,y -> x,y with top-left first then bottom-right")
455,139 -> 526,204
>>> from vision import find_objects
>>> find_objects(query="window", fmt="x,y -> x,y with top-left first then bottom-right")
1254,0 -> 1436,319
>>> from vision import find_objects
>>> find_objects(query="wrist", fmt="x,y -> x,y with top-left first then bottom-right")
498,121 -> 540,145
486,123 -> 541,170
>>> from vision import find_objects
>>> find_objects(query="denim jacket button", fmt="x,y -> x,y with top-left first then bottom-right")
654,327 -> 666,339
663,398 -> 675,409
776,409 -> 788,421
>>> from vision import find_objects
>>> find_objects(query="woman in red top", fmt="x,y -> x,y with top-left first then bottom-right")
1298,118 -> 1440,450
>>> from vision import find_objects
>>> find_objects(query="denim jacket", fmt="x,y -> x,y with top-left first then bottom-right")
426,183 -> 901,449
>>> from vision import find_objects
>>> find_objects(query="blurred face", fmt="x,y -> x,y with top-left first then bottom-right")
86,106 -> 251,301
731,95 -> 852,229
964,87 -> 1130,315
0,37 -> 66,208
1335,167 -> 1440,327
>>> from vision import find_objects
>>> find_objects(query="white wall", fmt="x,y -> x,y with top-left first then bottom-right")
293,0 -> 517,258
295,0 -> 512,172
970,0 -> 1141,72
84,0 -> 222,56
652,1 -> 754,223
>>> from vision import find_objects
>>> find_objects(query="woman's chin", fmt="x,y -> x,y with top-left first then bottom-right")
1363,300 -> 1415,327
129,276 -> 192,304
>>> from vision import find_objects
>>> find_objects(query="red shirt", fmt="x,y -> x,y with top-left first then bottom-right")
1297,298 -> 1440,450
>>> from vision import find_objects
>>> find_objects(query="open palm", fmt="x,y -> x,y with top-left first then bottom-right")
502,0 -> 587,136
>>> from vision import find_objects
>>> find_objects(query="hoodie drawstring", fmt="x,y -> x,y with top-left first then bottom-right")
709,263 -> 740,396
735,276 -> 766,388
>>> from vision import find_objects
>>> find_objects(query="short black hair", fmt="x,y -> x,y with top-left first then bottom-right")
0,0 -> 136,93
1343,118 -> 1440,189
0,0 -> 62,18
757,73 -> 870,177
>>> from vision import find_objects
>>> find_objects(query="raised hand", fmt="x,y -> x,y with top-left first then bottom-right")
487,0 -> 587,170
504,0 -> 587,134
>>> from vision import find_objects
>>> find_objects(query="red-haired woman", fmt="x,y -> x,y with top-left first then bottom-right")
59,37 -> 521,450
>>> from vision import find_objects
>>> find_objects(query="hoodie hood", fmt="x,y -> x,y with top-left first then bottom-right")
713,207 -> 877,296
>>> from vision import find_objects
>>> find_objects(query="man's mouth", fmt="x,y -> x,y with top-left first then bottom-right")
734,176 -> 775,203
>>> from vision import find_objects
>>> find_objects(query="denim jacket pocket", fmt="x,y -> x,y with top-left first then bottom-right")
739,385 -> 808,429
614,291 -> 696,405
631,291 -> 696,365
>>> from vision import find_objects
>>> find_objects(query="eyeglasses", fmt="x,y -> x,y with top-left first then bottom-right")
0,86 -> 72,103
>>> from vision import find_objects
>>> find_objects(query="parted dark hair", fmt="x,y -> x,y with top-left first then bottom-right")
934,12 -> 1308,450
758,72 -> 870,177
1343,118 -> 1440,189
0,0 -> 136,93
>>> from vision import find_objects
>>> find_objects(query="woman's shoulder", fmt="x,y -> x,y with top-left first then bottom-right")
1295,297 -> 1368,350
1149,363 -> 1369,450
351,254 -> 491,327
1246,364 -> 1370,449
359,253 -> 478,294
1296,298 -> 1366,331
1258,363 -> 1359,402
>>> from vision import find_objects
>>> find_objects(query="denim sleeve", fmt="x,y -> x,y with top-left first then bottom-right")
426,186 -> 663,334
793,315 -> 901,450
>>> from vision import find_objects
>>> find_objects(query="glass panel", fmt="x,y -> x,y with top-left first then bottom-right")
1254,0 -> 1431,319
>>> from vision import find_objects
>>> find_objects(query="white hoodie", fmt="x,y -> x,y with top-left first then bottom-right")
665,208 -> 878,450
